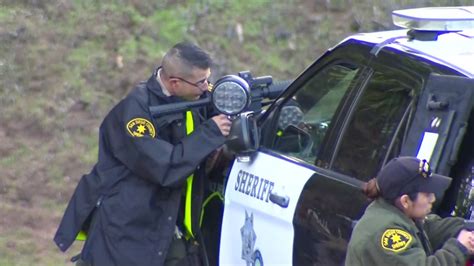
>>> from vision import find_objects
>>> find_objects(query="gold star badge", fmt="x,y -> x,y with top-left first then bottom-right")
381,229 -> 412,253
126,118 -> 156,138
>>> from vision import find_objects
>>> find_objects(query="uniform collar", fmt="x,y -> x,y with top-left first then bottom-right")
156,68 -> 171,96
146,67 -> 182,104
374,198 -> 420,228
146,67 -> 212,106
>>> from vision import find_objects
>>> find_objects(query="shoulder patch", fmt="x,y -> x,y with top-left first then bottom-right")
381,228 -> 413,253
126,118 -> 156,138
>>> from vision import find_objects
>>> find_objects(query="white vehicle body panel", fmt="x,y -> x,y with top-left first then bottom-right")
219,152 -> 314,265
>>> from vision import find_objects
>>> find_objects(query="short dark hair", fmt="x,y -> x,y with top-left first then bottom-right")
170,42 -> 212,69
162,42 -> 212,78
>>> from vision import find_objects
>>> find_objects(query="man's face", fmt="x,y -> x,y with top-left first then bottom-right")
404,192 -> 436,219
169,67 -> 211,101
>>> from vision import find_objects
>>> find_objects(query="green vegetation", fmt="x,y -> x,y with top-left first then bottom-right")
0,0 -> 472,264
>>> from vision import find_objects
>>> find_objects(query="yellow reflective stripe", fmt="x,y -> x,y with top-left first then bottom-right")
184,174 -> 194,238
186,110 -> 194,134
199,192 -> 224,226
184,110 -> 195,239
76,230 -> 87,241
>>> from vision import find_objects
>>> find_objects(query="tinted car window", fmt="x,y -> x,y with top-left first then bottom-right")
273,64 -> 359,163
331,66 -> 418,180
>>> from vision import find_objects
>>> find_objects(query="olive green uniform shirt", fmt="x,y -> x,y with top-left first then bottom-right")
345,198 -> 468,266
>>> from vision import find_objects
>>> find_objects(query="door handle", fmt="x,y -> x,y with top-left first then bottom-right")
269,193 -> 290,208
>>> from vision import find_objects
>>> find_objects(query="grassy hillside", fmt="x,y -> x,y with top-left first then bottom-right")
0,0 -> 472,264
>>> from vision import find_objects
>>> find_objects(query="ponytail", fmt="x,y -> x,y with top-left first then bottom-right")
363,178 -> 381,199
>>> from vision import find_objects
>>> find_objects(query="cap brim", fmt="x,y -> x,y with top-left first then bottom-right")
420,173 -> 452,199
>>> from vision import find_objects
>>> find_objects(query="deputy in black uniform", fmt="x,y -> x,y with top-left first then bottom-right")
346,156 -> 474,265
54,42 -> 232,266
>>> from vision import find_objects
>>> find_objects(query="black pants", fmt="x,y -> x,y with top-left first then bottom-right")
165,238 -> 202,266
74,238 -> 201,266
75,258 -> 91,266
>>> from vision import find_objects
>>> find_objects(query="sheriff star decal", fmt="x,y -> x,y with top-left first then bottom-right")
381,229 -> 413,253
126,118 -> 156,138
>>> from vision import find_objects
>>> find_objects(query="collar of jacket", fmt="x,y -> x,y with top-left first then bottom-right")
146,67 -> 184,104
374,198 -> 421,230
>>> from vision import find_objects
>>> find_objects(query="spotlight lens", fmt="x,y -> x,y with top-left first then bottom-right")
212,76 -> 250,115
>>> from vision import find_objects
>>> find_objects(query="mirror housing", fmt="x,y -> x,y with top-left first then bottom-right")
226,112 -> 259,156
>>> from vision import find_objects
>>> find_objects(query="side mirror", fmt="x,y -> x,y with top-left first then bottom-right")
226,112 -> 259,156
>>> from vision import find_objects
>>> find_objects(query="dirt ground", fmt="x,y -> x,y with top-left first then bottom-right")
0,106 -> 96,264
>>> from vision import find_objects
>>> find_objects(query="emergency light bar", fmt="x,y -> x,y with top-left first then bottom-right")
392,6 -> 474,31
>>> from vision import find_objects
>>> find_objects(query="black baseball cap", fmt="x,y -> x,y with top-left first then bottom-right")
376,156 -> 452,201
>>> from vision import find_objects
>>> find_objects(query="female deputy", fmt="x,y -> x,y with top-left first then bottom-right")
345,156 -> 474,265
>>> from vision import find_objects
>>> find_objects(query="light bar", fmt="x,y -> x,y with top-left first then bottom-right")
392,6 -> 474,31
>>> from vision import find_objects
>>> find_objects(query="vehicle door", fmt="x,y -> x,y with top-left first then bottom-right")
399,74 -> 474,217
400,74 -> 473,174
219,43 -> 372,265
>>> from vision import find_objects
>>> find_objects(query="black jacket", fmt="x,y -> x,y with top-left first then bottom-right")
54,69 -> 226,265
